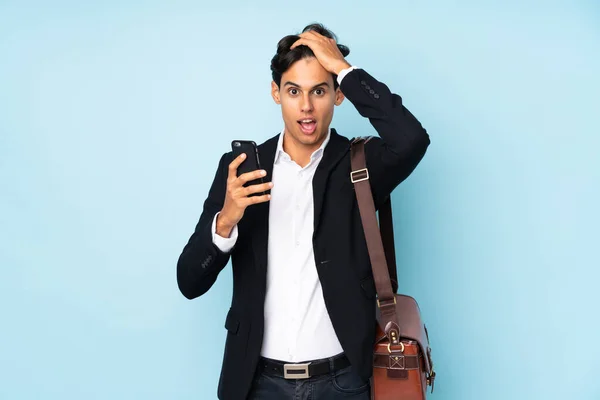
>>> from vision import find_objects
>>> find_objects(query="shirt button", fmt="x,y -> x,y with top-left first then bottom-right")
296,241 -> 300,247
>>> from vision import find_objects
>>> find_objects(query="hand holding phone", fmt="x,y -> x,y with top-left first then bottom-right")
215,141 -> 273,237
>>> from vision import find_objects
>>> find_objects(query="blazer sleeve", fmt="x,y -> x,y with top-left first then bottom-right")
339,68 -> 431,208
177,152 -> 233,299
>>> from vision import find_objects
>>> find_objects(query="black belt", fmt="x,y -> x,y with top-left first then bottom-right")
258,353 -> 351,379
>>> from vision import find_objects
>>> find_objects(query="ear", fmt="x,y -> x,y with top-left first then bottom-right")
271,81 -> 281,104
334,87 -> 345,106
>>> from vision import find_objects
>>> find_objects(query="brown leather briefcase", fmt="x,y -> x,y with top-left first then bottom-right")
351,137 -> 436,399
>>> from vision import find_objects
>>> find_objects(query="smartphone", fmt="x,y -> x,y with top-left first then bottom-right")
231,140 -> 266,197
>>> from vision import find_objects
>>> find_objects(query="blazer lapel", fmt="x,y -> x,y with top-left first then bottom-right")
251,134 -> 278,275
312,129 -> 351,232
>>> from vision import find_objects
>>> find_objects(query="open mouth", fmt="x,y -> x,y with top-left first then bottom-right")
297,118 -> 317,135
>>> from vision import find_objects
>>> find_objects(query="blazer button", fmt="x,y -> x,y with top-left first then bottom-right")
360,80 -> 366,85
365,85 -> 371,90
369,89 -> 375,94
374,94 -> 380,99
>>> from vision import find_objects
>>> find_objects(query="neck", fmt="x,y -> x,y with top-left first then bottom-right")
282,130 -> 327,168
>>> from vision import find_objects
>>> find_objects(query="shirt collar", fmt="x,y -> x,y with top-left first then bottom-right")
274,127 -> 332,164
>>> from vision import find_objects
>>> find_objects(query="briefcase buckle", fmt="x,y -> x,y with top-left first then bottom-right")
351,168 -> 369,183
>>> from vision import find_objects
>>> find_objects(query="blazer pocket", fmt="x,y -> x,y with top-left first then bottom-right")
360,275 -> 377,299
224,308 -> 240,335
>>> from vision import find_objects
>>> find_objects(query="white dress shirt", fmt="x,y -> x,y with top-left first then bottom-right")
211,66 -> 357,362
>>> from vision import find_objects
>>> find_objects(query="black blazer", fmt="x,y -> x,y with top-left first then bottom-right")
177,68 -> 430,400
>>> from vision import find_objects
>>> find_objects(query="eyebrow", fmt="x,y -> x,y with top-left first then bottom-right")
283,81 -> 330,89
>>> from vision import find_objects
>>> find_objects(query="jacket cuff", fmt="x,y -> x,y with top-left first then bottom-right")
337,65 -> 359,85
211,212 -> 238,253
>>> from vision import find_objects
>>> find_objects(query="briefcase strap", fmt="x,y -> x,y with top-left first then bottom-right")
349,138 -> 398,293
350,137 -> 401,344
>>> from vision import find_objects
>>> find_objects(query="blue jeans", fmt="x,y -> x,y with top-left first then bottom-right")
247,357 -> 371,399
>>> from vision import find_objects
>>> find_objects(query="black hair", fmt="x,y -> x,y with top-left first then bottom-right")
270,23 -> 350,91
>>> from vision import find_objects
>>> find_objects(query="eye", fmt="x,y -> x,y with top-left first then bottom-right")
288,88 -> 299,96
314,88 -> 325,96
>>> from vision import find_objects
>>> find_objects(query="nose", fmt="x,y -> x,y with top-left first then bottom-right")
301,93 -> 313,113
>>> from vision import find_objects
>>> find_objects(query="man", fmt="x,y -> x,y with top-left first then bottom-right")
177,23 -> 430,400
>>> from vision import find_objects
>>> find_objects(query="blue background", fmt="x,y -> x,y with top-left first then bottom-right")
1,1 -> 599,399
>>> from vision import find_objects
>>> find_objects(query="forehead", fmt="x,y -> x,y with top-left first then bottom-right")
281,57 -> 334,88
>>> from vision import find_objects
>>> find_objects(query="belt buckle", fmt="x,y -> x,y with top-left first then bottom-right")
283,362 -> 311,379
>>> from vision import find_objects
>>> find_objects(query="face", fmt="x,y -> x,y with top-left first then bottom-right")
271,57 -> 345,154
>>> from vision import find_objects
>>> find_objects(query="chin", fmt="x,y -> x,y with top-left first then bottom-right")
301,132 -> 324,144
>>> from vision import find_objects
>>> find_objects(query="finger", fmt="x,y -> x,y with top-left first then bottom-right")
237,169 -> 267,184
303,30 -> 332,43
290,37 -> 315,50
228,153 -> 247,182
303,30 -> 322,40
242,193 -> 272,207
243,182 -> 273,196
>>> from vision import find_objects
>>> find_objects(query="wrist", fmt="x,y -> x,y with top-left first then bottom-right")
334,61 -> 352,76
216,212 -> 235,238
